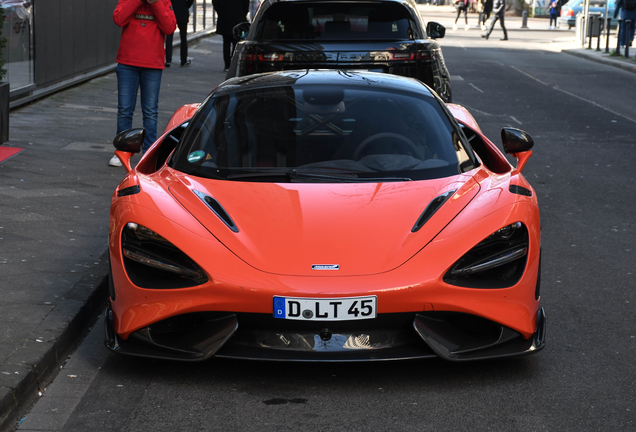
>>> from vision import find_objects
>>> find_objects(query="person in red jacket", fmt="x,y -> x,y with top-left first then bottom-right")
110,0 -> 176,167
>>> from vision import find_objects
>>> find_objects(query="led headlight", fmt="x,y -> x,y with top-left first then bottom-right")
121,222 -> 208,289
443,222 -> 528,289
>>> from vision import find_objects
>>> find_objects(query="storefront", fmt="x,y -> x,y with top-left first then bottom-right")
1,0 -> 34,97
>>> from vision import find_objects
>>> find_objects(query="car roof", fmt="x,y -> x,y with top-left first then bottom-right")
258,0 -> 421,11
264,0 -> 414,4
218,69 -> 434,97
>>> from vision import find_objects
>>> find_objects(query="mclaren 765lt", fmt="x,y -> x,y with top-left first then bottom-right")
106,70 -> 545,362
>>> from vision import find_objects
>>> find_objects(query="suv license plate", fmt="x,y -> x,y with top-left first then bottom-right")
273,296 -> 377,321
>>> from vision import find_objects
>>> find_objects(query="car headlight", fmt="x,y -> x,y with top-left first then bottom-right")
443,222 -> 528,288
121,222 -> 208,289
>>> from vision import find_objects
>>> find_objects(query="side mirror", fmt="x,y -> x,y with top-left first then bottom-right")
501,128 -> 534,154
233,22 -> 251,41
502,128 -> 534,173
113,128 -> 144,153
426,21 -> 446,39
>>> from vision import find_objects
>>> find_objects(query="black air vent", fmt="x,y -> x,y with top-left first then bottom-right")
117,185 -> 141,197
509,185 -> 532,197
411,190 -> 456,233
193,190 -> 239,233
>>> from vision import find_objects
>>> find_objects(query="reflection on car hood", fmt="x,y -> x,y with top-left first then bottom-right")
169,173 -> 480,276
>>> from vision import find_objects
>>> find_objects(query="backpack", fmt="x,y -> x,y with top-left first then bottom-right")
626,0 -> 636,11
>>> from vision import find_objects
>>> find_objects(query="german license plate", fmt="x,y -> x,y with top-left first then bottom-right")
273,296 -> 377,321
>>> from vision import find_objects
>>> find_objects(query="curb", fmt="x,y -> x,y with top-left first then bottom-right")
0,249 -> 109,432
561,48 -> 636,74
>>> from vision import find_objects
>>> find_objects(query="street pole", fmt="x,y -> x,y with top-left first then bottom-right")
581,0 -> 590,45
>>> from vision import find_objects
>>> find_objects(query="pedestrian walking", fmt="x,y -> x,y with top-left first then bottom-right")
212,0 -> 249,71
482,0 -> 507,40
165,0 -> 195,67
110,0 -> 176,167
614,0 -> 636,54
548,0 -> 558,28
482,0 -> 493,29
453,0 -> 470,31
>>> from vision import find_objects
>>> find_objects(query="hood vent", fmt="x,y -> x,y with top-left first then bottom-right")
411,190 -> 456,233
193,190 -> 239,233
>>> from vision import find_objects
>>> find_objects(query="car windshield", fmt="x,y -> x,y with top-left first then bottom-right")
170,84 -> 477,182
255,2 -> 414,40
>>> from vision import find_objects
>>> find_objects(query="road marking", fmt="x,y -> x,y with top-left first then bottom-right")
552,86 -> 636,123
509,65 -> 635,123
57,104 -> 118,113
450,75 -> 464,81
509,65 -> 549,85
510,116 -> 522,125
469,83 -> 484,93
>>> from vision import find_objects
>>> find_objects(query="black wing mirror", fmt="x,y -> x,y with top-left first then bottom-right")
501,128 -> 534,154
233,22 -> 251,41
426,22 -> 446,39
113,128 -> 144,153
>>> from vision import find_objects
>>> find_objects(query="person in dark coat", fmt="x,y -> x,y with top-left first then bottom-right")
213,0 -> 249,70
614,0 -> 636,54
482,0 -> 507,40
480,0 -> 493,30
165,0 -> 195,67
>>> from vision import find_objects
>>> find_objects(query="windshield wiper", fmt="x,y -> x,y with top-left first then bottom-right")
227,169 -> 356,181
227,169 -> 410,182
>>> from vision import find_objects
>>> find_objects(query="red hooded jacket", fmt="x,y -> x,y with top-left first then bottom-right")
113,0 -> 177,70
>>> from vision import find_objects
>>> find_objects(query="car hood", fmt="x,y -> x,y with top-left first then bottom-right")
168,173 -> 480,276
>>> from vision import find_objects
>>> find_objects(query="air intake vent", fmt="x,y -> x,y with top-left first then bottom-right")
192,190 -> 239,233
411,190 -> 456,233
509,185 -> 532,197
117,185 -> 140,197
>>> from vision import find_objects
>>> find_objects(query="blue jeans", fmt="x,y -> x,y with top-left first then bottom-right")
619,17 -> 636,47
115,63 -> 163,152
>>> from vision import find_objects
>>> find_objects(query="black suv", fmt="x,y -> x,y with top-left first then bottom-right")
226,0 -> 452,102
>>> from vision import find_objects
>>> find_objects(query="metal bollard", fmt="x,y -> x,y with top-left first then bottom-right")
605,17 -> 611,53
626,20 -> 632,58
616,19 -> 622,55
596,18 -> 603,51
588,16 -> 594,49
521,10 -> 528,29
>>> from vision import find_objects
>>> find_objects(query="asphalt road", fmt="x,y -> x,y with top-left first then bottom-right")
15,25 -> 636,432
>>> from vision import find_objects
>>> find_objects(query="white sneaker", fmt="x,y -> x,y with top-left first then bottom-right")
109,154 -> 122,167
481,23 -> 486,31
465,24 -> 470,31
452,24 -> 457,30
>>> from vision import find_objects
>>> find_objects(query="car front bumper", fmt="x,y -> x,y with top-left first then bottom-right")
104,306 -> 545,362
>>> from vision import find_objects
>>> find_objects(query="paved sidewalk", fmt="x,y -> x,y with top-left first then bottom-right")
1,8 -> 635,431
0,31 -> 228,431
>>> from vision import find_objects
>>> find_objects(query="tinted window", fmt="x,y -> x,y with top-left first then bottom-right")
255,2 -> 414,40
171,84 -> 476,182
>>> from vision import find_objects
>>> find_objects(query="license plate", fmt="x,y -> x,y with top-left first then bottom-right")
273,296 -> 377,321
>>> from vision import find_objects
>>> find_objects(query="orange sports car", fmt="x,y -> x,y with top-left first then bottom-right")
105,70 -> 544,362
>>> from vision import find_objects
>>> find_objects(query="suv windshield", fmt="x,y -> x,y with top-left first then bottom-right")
255,2 -> 415,40
170,84 -> 476,182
